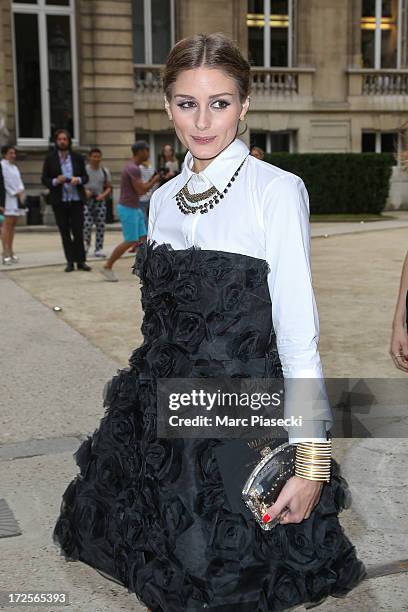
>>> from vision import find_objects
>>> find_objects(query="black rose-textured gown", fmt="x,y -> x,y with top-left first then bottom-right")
53,242 -> 366,612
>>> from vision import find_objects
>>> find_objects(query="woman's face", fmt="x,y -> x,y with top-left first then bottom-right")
163,145 -> 174,160
165,67 -> 249,170
5,148 -> 16,162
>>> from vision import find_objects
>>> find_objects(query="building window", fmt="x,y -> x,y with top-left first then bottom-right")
250,130 -> 296,152
132,0 -> 175,64
12,0 -> 77,146
361,0 -> 402,68
247,0 -> 294,67
362,130 -> 399,152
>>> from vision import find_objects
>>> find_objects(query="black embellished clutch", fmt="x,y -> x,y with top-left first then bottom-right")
213,437 -> 296,530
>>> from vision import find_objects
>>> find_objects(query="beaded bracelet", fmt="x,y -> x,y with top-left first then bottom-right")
294,440 -> 332,482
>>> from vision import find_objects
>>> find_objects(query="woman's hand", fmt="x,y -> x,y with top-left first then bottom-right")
263,476 -> 324,525
390,322 -> 408,372
17,190 -> 25,205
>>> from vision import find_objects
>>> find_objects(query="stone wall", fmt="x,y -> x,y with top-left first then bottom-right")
76,0 -> 135,181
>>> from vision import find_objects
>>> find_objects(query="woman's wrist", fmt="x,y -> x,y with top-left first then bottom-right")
392,313 -> 407,330
294,440 -> 332,482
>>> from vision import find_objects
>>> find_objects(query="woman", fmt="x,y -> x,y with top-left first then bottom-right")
158,143 -> 180,185
53,34 -> 366,611
390,251 -> 408,372
139,150 -> 158,226
0,145 -> 25,264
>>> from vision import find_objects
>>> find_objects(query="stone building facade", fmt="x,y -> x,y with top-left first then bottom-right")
1,0 -> 408,210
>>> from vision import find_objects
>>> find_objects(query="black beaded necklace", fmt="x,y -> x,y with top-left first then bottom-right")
175,155 -> 248,215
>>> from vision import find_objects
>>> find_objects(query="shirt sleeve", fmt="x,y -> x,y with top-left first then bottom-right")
262,174 -> 333,443
104,167 -> 112,184
3,164 -> 24,196
127,164 -> 141,181
147,188 -> 158,240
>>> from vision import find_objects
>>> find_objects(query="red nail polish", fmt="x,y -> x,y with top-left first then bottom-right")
262,513 -> 271,523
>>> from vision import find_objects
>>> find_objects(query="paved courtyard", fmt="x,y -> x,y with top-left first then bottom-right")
0,219 -> 407,611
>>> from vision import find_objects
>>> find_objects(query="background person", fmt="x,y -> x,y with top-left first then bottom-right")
158,143 -> 180,186
100,141 -> 160,282
84,147 -> 112,258
42,129 -> 91,273
390,251 -> 408,371
139,151 -> 158,226
0,145 -> 25,265
250,144 -> 265,160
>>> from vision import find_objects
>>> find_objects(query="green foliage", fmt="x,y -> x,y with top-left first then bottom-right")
263,153 -> 395,214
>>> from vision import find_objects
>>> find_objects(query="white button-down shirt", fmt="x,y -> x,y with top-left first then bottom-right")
148,138 -> 333,443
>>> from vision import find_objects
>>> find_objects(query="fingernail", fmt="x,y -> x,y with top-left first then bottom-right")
262,513 -> 271,523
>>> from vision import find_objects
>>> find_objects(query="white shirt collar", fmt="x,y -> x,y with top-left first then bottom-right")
168,138 -> 249,198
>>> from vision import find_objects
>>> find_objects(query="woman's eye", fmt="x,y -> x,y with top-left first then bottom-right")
177,101 -> 196,109
176,100 -> 231,110
212,100 -> 230,109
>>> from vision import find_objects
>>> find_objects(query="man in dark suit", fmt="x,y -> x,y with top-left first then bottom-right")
42,129 -> 91,272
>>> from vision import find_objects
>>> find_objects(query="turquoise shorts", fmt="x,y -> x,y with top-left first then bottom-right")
117,204 -> 147,243
0,214 -> 4,224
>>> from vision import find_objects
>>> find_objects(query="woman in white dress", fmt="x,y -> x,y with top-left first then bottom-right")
0,145 -> 25,264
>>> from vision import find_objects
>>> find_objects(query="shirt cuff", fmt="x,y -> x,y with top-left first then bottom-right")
76,177 -> 82,185
287,420 -> 328,444
52,178 -> 59,187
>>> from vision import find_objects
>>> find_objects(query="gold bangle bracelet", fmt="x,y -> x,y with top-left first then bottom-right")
295,467 -> 330,478
296,457 -> 330,468
296,449 -> 331,459
295,462 -> 330,470
295,472 -> 331,483
295,467 -> 331,476
295,441 -> 332,482
296,450 -> 331,456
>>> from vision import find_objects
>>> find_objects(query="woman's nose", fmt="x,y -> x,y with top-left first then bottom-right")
195,107 -> 211,131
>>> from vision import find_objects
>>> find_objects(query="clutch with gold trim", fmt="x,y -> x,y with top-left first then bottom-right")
213,437 -> 296,530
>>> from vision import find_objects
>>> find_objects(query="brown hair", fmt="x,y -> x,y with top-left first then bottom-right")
250,145 -> 265,156
162,33 -> 251,103
1,145 -> 17,157
54,128 -> 72,147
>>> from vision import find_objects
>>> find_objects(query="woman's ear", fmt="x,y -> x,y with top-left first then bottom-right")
164,96 -> 173,121
239,95 -> 250,121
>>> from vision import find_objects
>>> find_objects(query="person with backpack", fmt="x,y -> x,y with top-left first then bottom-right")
84,147 -> 112,258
